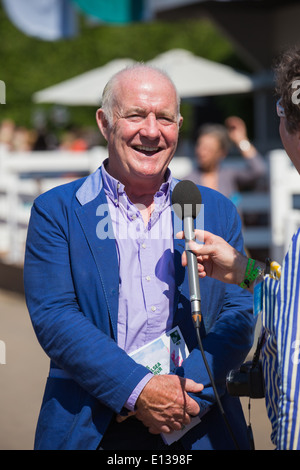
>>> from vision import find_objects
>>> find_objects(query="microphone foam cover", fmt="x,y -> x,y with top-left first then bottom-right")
172,180 -> 202,220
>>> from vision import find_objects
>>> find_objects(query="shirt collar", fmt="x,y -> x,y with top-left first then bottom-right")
101,158 -> 172,207
101,159 -> 125,205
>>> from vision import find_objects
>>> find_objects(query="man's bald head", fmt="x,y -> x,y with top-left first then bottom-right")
100,64 -> 181,128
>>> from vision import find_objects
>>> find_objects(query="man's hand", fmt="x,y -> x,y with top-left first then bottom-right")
135,374 -> 203,434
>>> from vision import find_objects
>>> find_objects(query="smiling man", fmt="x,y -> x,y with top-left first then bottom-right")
24,64 -> 254,450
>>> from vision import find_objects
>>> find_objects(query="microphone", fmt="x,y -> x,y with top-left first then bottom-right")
172,180 -> 202,328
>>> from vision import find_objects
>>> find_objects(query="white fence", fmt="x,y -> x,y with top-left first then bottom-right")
0,147 -> 297,267
0,147 -> 105,264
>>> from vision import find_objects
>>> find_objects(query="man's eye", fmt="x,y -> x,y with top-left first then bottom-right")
127,114 -> 143,121
158,116 -> 173,124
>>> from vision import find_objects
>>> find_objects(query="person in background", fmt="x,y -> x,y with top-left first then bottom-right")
12,126 -> 35,151
185,116 -> 266,203
179,47 -> 300,450
24,63 -> 254,450
0,119 -> 15,152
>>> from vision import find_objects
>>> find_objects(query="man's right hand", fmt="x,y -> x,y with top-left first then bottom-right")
135,374 -> 203,434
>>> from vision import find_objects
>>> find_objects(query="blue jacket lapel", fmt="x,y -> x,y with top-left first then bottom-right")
75,171 -> 119,340
170,181 -> 188,325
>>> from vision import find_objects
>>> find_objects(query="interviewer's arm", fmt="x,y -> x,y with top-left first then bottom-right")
177,229 -> 265,293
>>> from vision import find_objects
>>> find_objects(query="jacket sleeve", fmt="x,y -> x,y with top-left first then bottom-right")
176,196 -> 255,417
24,196 -> 150,414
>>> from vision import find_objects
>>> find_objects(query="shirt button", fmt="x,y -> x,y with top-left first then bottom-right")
146,275 -> 151,281
151,306 -> 156,312
141,243 -> 146,249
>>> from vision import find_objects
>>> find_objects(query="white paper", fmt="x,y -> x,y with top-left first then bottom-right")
130,327 -> 200,445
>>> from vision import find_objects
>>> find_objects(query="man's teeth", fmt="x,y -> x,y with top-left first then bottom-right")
135,146 -> 159,152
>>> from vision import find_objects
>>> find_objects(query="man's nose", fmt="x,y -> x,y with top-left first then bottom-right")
140,113 -> 161,139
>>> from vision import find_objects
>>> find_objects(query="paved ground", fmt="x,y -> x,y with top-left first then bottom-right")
0,289 -> 274,450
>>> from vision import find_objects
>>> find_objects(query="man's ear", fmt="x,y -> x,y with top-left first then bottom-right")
96,108 -> 109,141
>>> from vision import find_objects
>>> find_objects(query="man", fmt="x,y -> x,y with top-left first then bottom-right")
24,64 -> 254,450
181,47 -> 300,450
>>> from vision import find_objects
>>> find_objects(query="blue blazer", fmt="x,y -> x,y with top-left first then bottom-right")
24,167 -> 255,450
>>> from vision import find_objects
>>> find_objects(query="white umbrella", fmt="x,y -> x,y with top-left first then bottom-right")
32,49 -> 262,106
33,57 -> 136,106
147,49 -> 254,98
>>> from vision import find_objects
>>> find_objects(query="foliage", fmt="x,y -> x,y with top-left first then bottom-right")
0,5 -> 250,137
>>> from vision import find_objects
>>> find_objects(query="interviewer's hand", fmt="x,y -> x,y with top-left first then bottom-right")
176,229 -> 248,286
135,374 -> 203,434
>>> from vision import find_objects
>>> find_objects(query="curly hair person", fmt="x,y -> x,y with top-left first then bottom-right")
274,47 -> 300,133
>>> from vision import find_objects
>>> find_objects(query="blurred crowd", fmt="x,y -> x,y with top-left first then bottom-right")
0,119 -> 102,154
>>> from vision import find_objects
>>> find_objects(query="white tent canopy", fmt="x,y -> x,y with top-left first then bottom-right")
32,49 -> 264,106
148,49 -> 254,98
33,57 -> 136,106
